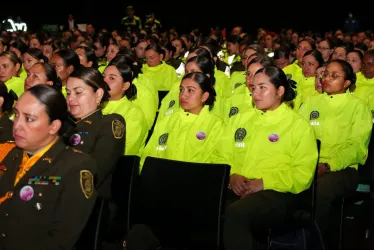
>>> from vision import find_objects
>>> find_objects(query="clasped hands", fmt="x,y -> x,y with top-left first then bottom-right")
229,174 -> 263,198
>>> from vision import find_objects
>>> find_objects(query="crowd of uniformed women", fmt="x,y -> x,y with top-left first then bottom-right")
0,18 -> 372,249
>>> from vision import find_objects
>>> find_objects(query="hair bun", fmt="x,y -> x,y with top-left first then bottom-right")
288,79 -> 297,89
8,89 -> 18,101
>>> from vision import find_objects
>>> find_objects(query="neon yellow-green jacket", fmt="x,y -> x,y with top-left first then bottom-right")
62,85 -> 67,98
224,86 -> 253,122
19,65 -> 27,81
142,62 -> 178,91
367,94 -> 374,122
157,79 -> 226,121
214,68 -> 230,98
98,61 -> 109,74
299,93 -> 372,171
158,79 -> 180,119
293,76 -> 320,111
213,103 -> 317,194
351,72 -> 374,103
141,106 -> 224,169
6,77 -> 24,99
227,71 -> 245,96
102,97 -> 148,156
283,60 -> 302,81
133,75 -> 158,130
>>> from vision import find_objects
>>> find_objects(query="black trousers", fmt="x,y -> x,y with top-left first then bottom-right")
315,167 -> 359,233
223,190 -> 297,250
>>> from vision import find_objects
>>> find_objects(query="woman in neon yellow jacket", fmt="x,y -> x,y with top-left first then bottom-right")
158,52 -> 225,121
283,38 -> 316,81
106,53 -> 158,130
142,43 -> 178,91
0,51 -> 24,99
293,49 -> 324,111
225,55 -> 274,121
228,44 -> 265,96
298,59 -> 372,235
141,72 -> 224,168
219,66 -> 318,250
352,50 -> 374,117
102,60 -> 148,156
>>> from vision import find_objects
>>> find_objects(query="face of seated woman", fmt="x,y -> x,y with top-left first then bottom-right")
66,77 -> 103,119
179,77 -> 208,115
13,91 -> 60,152
252,72 -> 284,111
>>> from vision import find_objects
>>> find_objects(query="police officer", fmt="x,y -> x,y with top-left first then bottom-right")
298,59 -> 372,236
0,85 -> 97,249
144,12 -> 162,34
217,66 -> 318,250
121,6 -> 142,34
141,72 -> 224,168
66,67 -> 125,199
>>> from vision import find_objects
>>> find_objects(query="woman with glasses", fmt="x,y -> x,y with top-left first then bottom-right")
298,59 -> 372,237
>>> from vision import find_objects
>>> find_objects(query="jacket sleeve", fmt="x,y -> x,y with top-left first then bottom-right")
38,157 -> 97,249
327,106 -> 372,171
93,116 -> 126,187
262,124 -> 318,194
125,110 -> 148,156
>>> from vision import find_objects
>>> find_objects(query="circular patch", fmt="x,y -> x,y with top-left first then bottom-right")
229,107 -> 239,118
20,185 -> 34,201
158,133 -> 169,146
168,100 -> 175,109
310,111 -> 319,120
69,133 -> 81,146
268,133 -> 280,143
371,110 -> 374,118
235,128 -> 247,142
196,132 -> 206,140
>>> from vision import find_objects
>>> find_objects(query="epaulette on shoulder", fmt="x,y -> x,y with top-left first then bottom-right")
0,141 -> 16,163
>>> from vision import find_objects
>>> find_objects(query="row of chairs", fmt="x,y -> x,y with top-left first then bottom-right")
76,129 -> 373,250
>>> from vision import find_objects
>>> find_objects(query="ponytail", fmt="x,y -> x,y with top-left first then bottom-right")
125,83 -> 137,100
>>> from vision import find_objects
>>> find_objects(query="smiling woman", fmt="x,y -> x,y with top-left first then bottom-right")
0,84 -> 97,250
66,67 -> 125,198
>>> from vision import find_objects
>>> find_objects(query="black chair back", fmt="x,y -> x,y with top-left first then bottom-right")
132,156 -> 230,250
110,155 -> 140,241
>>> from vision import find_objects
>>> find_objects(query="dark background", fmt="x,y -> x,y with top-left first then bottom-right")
1,1 -> 372,36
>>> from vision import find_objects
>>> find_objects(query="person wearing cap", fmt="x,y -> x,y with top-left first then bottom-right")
144,13 -> 162,34
121,6 -> 142,34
